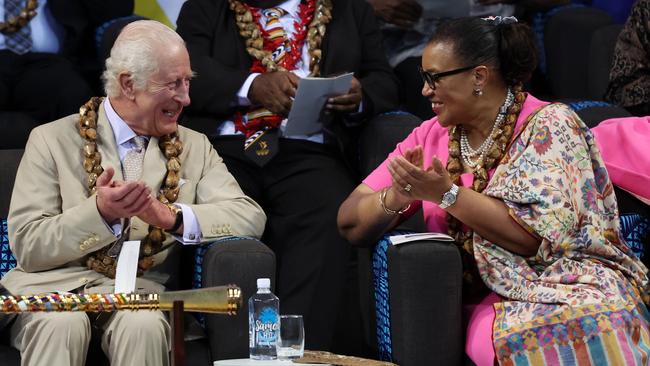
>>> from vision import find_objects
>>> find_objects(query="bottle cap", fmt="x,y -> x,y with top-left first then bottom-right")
257,278 -> 271,289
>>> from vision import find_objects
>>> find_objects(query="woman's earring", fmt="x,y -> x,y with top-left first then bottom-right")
473,88 -> 483,96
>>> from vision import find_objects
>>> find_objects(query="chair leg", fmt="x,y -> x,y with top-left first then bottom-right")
171,301 -> 185,366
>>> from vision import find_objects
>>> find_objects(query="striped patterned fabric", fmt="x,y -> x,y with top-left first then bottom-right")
0,219 -> 16,278
620,213 -> 649,260
493,290 -> 650,365
372,233 -> 394,362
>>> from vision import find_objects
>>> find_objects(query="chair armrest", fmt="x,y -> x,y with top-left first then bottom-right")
198,238 -> 276,360
386,240 -> 463,366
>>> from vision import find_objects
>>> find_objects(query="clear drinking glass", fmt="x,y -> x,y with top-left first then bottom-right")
276,315 -> 304,360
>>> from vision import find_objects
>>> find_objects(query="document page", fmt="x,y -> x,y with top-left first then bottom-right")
389,232 -> 454,245
285,72 -> 354,135
114,240 -> 141,293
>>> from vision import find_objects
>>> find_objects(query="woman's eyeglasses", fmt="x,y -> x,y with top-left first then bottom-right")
418,65 -> 477,90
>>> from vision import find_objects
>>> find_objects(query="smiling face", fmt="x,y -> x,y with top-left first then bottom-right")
421,41 -> 478,128
128,44 -> 192,137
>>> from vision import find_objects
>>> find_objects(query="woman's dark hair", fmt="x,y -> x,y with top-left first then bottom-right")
428,17 -> 538,86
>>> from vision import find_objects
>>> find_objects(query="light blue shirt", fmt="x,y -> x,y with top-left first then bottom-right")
104,97 -> 202,244
0,0 -> 65,53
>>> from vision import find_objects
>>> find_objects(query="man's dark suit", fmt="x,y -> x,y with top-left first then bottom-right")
0,0 -> 133,144
177,0 -> 399,351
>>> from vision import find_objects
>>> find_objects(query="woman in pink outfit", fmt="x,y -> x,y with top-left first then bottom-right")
338,17 -> 649,366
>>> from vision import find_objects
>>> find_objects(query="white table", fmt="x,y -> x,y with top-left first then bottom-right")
214,359 -> 332,366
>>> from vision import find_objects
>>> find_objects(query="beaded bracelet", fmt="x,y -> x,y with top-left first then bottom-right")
378,187 -> 411,215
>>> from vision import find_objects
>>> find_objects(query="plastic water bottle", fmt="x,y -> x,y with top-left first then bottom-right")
249,278 -> 280,360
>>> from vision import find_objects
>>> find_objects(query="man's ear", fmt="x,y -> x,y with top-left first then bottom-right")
118,72 -> 136,100
473,65 -> 489,89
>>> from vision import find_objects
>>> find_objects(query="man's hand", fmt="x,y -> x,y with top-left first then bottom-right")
248,71 -> 300,117
326,77 -> 363,114
96,166 -> 154,224
137,200 -> 178,232
367,0 -> 422,28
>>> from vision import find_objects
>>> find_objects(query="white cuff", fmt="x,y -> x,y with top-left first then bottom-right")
173,203 -> 202,244
102,218 -> 122,238
236,73 -> 261,106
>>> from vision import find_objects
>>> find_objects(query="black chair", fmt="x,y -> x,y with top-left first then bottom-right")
357,113 -> 464,366
0,112 -> 40,150
545,6 -> 613,100
587,24 -> 623,100
568,100 -> 631,128
95,15 -> 147,63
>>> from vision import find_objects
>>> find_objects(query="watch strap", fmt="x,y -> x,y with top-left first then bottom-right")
439,183 -> 459,209
165,204 -> 183,233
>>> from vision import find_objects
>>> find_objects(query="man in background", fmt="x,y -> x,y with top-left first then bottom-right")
177,0 -> 399,352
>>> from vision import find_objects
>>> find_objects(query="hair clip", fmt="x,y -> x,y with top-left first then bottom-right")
481,15 -> 518,25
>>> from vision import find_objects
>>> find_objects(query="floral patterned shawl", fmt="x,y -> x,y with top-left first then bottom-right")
476,103 -> 650,365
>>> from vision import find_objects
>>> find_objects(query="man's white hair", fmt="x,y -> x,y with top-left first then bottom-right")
102,20 -> 186,97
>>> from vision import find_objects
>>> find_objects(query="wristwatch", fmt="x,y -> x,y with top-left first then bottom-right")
438,183 -> 459,209
165,204 -> 184,233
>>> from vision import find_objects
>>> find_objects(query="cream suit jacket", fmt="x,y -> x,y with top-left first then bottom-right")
2,101 -> 266,295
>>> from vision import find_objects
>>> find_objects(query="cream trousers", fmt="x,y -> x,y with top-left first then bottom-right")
10,309 -> 170,366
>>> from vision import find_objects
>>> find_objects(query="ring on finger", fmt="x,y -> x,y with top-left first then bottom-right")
404,183 -> 413,193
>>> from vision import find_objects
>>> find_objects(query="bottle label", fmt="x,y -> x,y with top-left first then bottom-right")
255,306 -> 279,345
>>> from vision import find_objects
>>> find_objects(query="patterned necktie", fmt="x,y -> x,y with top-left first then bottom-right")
122,136 -> 147,181
262,7 -> 287,63
4,0 -> 33,55
242,7 -> 287,166
106,136 -> 147,258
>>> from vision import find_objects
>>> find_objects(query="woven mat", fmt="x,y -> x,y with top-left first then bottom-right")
294,350 -> 398,366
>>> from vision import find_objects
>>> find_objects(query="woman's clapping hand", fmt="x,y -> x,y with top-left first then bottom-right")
387,146 -> 453,205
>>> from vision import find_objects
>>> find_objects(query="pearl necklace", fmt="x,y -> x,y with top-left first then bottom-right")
460,89 -> 514,168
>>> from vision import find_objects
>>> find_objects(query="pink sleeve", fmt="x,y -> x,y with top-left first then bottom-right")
362,119 -> 436,192
591,116 -> 650,203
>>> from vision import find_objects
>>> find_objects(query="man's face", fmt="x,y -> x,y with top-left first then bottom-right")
131,44 -> 192,137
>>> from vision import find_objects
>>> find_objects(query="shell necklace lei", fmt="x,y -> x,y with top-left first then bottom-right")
228,0 -> 333,77
79,97 -> 183,278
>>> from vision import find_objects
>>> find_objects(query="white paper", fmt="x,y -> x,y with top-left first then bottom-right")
285,72 -> 354,135
389,232 -> 454,245
114,240 -> 141,293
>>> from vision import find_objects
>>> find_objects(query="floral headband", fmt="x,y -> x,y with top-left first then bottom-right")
481,15 -> 518,25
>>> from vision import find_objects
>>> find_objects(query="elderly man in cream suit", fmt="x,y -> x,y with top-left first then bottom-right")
1,20 -> 266,366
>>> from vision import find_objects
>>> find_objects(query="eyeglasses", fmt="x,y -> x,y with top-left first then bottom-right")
418,65 -> 477,90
